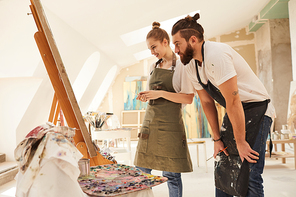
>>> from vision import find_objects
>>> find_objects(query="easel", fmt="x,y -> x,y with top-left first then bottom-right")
48,93 -> 60,125
29,0 -> 114,166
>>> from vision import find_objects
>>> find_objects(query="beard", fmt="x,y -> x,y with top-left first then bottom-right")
179,43 -> 194,65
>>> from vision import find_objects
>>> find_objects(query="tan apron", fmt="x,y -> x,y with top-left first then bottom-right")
134,57 -> 193,173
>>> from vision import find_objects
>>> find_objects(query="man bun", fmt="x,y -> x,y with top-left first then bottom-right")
185,13 -> 200,22
171,12 -> 204,41
193,13 -> 200,21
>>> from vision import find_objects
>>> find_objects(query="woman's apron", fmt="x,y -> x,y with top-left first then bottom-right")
195,42 -> 269,197
134,57 -> 193,173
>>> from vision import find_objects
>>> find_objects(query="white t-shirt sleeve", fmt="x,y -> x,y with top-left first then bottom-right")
173,60 -> 195,94
207,45 -> 237,86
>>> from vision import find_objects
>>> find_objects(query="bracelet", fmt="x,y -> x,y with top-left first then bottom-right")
212,137 -> 222,142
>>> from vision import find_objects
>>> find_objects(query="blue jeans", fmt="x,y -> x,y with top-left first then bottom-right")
216,116 -> 272,197
136,166 -> 182,197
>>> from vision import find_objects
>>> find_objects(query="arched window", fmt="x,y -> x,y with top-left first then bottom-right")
88,65 -> 117,111
73,52 -> 100,102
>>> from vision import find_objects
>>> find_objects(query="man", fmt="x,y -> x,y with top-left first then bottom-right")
171,13 -> 275,197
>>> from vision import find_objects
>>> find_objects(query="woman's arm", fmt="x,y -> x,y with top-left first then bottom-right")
137,90 -> 194,104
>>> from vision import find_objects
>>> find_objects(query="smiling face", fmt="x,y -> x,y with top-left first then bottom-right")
172,31 -> 194,65
146,38 -> 167,59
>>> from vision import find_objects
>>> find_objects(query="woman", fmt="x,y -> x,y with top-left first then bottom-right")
134,22 -> 194,197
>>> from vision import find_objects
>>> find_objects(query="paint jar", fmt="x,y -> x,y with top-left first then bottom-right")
272,131 -> 279,140
289,133 -> 296,139
283,133 -> 289,139
78,158 -> 90,177
281,129 -> 290,140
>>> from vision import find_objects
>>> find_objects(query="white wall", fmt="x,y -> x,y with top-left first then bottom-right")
0,2 -> 118,161
0,78 -> 42,161
44,7 -> 118,114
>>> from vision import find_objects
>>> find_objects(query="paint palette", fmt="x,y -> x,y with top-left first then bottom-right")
78,164 -> 167,196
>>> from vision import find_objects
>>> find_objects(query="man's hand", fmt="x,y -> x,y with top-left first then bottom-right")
214,140 -> 229,159
236,140 -> 259,163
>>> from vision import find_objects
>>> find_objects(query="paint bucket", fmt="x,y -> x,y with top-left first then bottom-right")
78,158 -> 90,177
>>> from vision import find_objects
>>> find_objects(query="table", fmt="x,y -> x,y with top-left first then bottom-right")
91,129 -> 132,164
187,139 -> 208,172
266,139 -> 296,169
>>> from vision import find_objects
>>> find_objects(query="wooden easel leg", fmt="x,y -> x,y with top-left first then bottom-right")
48,93 -> 57,123
53,102 -> 61,125
34,31 -> 96,156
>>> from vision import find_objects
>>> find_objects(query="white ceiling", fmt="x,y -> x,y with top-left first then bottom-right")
40,0 -> 270,68
0,0 -> 271,78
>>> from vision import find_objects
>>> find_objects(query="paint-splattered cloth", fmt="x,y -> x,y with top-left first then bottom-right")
15,124 -> 84,197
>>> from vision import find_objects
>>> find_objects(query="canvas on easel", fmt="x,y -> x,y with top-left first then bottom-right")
29,0 -> 115,165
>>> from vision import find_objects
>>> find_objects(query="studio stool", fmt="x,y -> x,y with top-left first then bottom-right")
187,139 -> 208,172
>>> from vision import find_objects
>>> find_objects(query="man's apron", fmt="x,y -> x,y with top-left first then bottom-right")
195,42 -> 269,197
134,57 -> 193,173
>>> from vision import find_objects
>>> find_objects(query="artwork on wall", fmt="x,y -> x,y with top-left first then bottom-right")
123,77 -> 147,110
183,96 -> 210,138
183,95 -> 225,138
123,77 -> 226,138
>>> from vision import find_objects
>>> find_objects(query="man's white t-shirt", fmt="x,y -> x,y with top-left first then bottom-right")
185,41 -> 275,118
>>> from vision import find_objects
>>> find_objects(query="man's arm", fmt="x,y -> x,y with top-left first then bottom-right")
196,89 -> 228,157
219,76 -> 259,163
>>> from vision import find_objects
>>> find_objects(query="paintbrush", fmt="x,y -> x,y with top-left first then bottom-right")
206,147 -> 228,161
99,113 -> 113,128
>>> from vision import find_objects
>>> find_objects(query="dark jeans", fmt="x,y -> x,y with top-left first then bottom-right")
136,166 -> 182,197
216,115 -> 272,197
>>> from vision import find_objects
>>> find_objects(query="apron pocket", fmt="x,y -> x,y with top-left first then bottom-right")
137,120 -> 150,153
156,122 -> 187,159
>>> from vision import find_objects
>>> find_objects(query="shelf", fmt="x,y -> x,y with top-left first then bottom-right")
122,124 -> 142,127
266,152 -> 294,159
266,139 -> 296,169
121,110 -> 145,141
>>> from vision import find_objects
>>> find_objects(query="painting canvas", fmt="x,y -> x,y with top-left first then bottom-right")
183,96 -> 210,138
183,95 -> 225,138
123,79 -> 147,110
123,78 -> 226,138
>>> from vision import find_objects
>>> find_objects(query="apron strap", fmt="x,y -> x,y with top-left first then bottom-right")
151,51 -> 176,73
171,52 -> 176,71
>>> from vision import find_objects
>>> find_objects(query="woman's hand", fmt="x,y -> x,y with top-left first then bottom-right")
136,93 -> 147,102
137,90 -> 163,101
